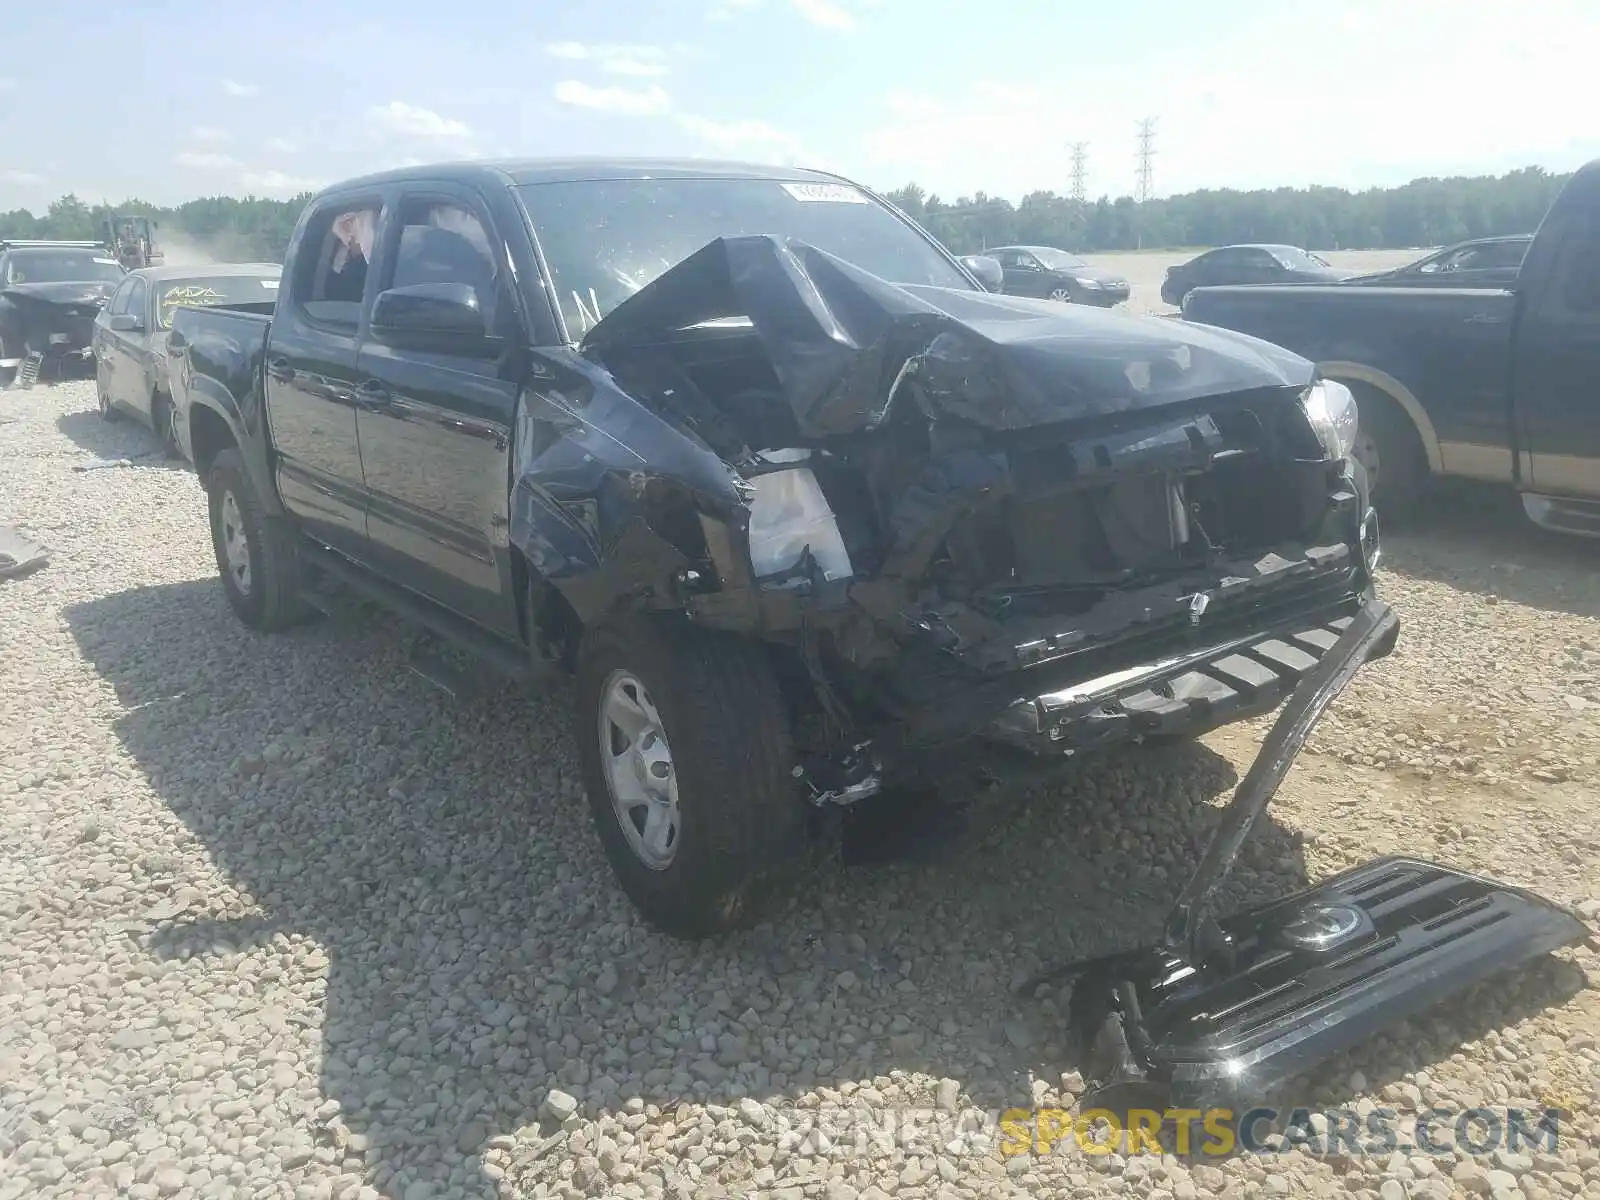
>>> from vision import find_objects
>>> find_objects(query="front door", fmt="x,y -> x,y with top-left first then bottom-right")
265,192 -> 387,555
94,276 -> 139,409
998,251 -> 1049,298
354,186 -> 521,637
104,276 -> 154,422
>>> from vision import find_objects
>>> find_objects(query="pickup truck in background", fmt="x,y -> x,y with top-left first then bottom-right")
162,157 -> 1589,1114
1182,160 -> 1600,535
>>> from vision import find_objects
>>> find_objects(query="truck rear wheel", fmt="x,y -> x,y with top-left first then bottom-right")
205,448 -> 309,631
575,614 -> 808,939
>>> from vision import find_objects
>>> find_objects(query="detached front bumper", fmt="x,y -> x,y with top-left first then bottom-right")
989,598 -> 1391,754
1021,597 -> 1591,1115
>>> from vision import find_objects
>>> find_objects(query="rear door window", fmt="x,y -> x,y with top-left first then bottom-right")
291,200 -> 383,330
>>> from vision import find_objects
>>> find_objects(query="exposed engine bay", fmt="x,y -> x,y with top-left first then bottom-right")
525,235 -> 1376,798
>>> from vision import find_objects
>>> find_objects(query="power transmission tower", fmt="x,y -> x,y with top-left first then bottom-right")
1068,142 -> 1087,204
1135,117 -> 1156,202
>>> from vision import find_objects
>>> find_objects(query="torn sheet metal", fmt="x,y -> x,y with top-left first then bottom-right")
579,235 -> 1315,439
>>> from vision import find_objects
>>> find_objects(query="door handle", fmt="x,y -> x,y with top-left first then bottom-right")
267,356 -> 294,383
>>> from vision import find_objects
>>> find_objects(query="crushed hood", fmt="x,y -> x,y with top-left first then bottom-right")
2,281 -> 116,309
580,235 -> 1313,439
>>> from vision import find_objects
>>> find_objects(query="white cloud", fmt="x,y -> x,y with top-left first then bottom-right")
676,116 -> 807,164
553,80 -> 671,117
369,100 -> 473,140
707,0 -> 761,18
545,41 -> 670,78
1,169 -> 44,186
791,0 -> 855,30
853,0 -> 1600,200
265,136 -> 299,154
221,79 -> 260,98
191,125 -> 232,144
174,151 -> 240,171
239,169 -> 322,197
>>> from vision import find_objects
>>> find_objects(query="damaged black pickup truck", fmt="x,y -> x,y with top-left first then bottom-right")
168,160 -> 1586,1109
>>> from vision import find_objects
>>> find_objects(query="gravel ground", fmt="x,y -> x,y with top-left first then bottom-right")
2,379 -> 1598,1200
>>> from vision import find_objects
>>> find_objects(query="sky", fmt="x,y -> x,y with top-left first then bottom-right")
2,0 -> 1599,213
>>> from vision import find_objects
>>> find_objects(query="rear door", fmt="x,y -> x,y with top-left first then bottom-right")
353,183 -> 524,636
1513,210 -> 1600,498
265,191 -> 388,554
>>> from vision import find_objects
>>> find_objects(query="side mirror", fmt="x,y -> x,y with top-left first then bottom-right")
108,313 -> 142,332
370,282 -> 494,354
960,255 -> 1005,292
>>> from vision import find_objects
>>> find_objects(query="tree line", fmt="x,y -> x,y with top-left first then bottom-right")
0,164 -> 1573,262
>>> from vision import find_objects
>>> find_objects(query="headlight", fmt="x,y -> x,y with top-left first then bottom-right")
746,455 -> 854,585
1301,379 -> 1359,461
1074,276 -> 1101,288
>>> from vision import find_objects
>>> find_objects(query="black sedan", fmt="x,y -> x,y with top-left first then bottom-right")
986,245 -> 1130,306
1340,234 -> 1532,289
93,263 -> 281,456
1160,243 -> 1352,308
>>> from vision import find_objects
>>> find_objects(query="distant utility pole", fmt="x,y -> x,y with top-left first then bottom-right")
1069,142 -> 1088,204
1135,117 -> 1157,203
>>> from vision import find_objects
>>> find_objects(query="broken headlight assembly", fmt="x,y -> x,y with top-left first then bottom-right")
744,449 -> 854,587
1300,378 -> 1359,462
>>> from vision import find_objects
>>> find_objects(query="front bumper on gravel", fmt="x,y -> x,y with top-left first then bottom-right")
1018,596 -> 1591,1115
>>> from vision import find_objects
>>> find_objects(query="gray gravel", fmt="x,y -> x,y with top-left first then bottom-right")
2,379 -> 1598,1200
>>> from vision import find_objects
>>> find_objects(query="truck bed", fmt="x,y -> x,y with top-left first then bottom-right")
1182,282 -> 1518,364
166,306 -> 272,453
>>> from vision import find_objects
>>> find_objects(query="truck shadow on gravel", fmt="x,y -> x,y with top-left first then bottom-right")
1383,480 -> 1600,620
54,409 -> 190,472
65,580 -> 1587,1198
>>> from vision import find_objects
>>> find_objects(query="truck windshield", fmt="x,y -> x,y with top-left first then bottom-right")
4,252 -> 126,285
516,177 -> 974,338
155,275 -> 281,328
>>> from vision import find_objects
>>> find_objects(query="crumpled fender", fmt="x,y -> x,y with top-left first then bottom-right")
508,348 -> 749,625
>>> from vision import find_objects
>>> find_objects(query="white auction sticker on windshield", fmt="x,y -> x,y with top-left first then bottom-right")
261,280 -> 280,289
93,257 -> 119,265
781,183 -> 868,204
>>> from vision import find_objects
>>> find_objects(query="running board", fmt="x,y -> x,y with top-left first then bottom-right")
299,543 -> 555,688
1523,492 -> 1600,539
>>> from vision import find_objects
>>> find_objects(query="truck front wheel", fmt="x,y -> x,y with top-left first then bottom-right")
205,448 -> 308,631
576,614 -> 808,939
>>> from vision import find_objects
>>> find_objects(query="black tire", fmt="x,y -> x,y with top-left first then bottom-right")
1347,382 -> 1427,518
205,447 -> 309,631
576,614 -> 807,939
151,392 -> 181,459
